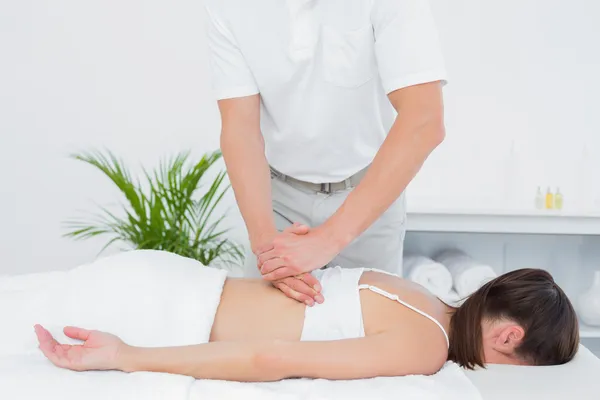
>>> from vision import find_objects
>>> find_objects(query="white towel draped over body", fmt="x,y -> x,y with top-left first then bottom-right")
434,250 -> 498,298
0,250 -> 227,355
0,250 -> 227,400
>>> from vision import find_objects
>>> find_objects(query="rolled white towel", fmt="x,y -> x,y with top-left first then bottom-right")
403,255 -> 453,298
438,290 -> 464,308
434,249 -> 498,298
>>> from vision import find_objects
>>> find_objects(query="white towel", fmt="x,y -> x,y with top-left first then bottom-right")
434,249 -> 498,298
403,255 -> 453,298
0,354 -> 194,400
0,249 -> 227,356
438,290 -> 463,308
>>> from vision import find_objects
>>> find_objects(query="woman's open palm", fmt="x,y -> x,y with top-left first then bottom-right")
35,324 -> 125,372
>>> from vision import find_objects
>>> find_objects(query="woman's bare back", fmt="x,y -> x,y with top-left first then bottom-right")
210,270 -> 451,351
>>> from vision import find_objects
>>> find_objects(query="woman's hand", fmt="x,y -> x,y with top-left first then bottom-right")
34,324 -> 127,372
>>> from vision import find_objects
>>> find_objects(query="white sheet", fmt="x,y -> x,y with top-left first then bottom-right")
189,362 -> 481,400
0,354 -> 194,400
465,344 -> 600,400
0,355 -> 480,400
2,350 -> 599,400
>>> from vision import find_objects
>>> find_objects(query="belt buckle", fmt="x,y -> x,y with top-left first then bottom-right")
320,182 -> 332,194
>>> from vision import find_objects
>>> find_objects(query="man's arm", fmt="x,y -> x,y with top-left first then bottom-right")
205,3 -> 280,256
260,82 -> 445,281
219,95 -> 276,252
120,332 -> 445,382
320,82 -> 445,249
219,97 -> 322,303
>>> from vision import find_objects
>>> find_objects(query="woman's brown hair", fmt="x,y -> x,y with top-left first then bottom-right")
448,268 -> 579,369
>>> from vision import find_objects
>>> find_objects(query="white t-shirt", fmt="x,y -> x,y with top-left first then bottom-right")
206,0 -> 447,183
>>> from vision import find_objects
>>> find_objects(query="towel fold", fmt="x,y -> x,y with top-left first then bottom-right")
403,255 -> 453,298
0,250 -> 227,356
434,249 -> 497,298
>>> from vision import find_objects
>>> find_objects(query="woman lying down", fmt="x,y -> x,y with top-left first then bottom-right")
35,250 -> 579,382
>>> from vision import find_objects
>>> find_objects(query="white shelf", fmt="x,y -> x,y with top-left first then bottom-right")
406,208 -> 600,236
581,324 -> 600,339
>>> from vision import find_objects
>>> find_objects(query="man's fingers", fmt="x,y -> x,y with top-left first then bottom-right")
274,282 -> 314,306
281,277 -> 316,297
257,249 -> 279,268
280,277 -> 323,304
292,275 -> 324,304
283,223 -> 310,235
263,266 -> 296,281
296,273 -> 322,293
260,257 -> 288,275
255,242 -> 275,255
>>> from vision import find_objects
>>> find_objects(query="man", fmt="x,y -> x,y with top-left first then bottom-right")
206,0 -> 447,305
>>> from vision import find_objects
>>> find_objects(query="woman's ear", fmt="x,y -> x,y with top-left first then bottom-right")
494,324 -> 525,355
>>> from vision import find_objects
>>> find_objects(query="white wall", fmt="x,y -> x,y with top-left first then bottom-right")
411,0 -> 600,213
0,0 -> 247,273
1,0 -> 599,274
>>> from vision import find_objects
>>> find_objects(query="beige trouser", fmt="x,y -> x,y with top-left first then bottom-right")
243,171 -> 407,278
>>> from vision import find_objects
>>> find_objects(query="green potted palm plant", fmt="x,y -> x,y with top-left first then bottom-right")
63,149 -> 244,267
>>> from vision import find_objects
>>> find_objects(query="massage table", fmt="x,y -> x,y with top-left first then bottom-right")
1,252 -> 599,399
1,348 -> 599,400
465,345 -> 600,399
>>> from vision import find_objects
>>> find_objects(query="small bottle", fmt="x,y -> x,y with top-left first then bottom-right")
545,187 -> 554,209
535,187 -> 544,210
554,187 -> 564,210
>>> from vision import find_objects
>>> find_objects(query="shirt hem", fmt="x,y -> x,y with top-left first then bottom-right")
383,71 -> 448,95
214,86 -> 260,100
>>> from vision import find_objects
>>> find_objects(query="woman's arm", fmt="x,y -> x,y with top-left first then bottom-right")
35,325 -> 446,382
119,332 -> 445,381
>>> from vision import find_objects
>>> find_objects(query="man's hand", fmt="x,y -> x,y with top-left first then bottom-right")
273,273 -> 323,306
257,225 -> 340,282
256,223 -> 324,306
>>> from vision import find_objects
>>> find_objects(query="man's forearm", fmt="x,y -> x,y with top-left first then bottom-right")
120,342 -> 282,382
221,129 -> 277,252
320,98 -> 445,249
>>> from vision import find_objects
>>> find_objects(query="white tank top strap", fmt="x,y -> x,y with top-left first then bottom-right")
358,278 -> 450,348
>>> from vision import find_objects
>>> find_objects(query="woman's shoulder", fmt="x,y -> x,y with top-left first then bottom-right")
359,270 -> 450,332
359,269 -> 436,303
